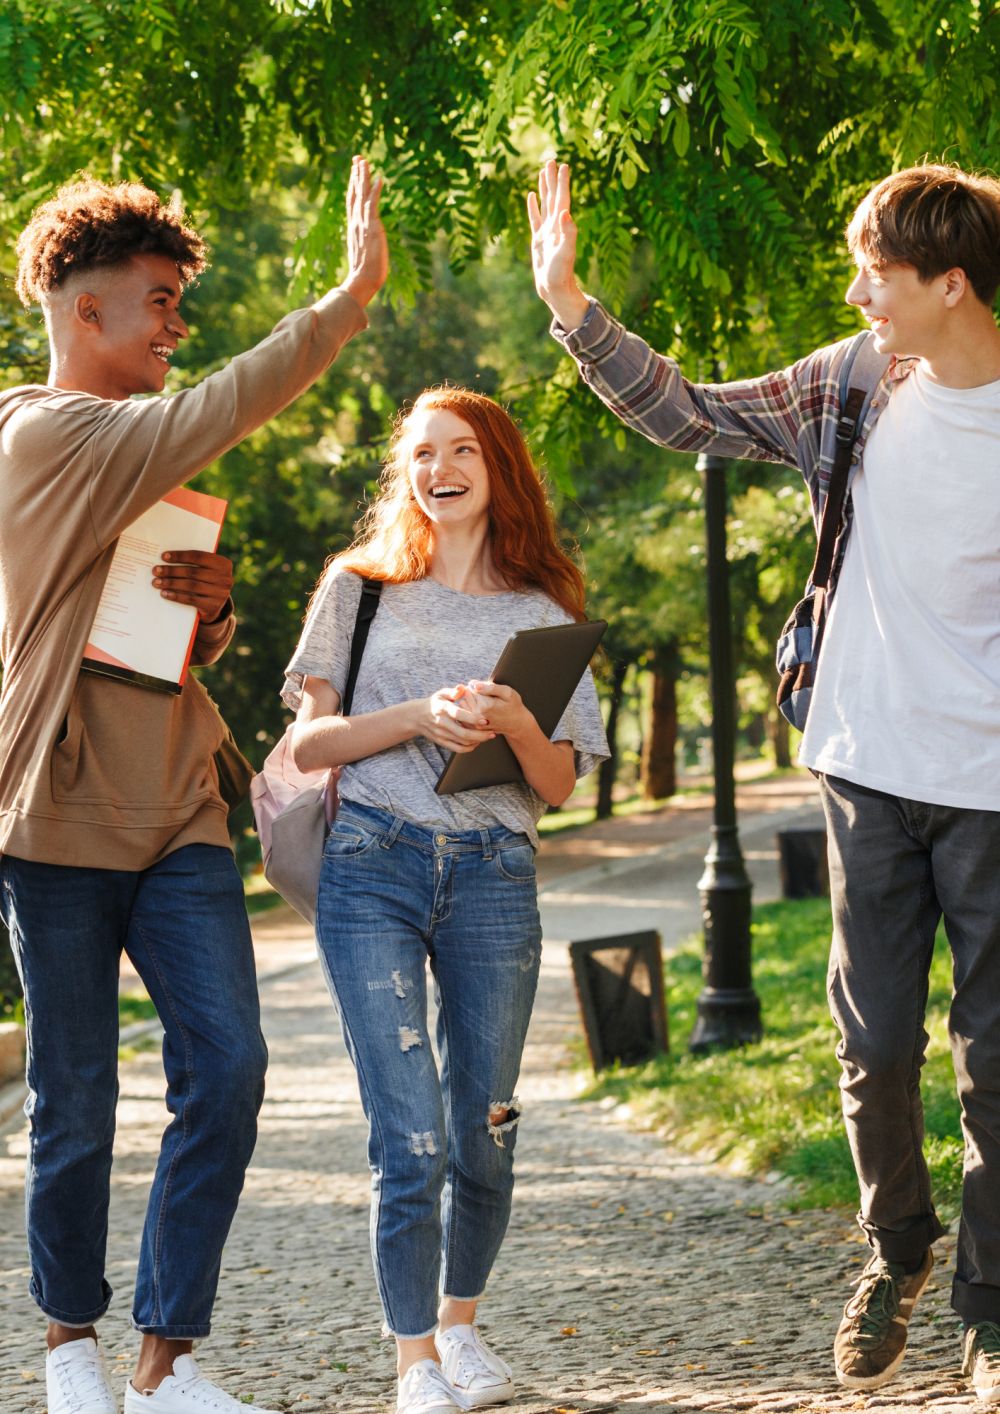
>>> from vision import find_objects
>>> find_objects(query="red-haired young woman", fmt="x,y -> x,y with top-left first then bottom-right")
281,388 -> 608,1414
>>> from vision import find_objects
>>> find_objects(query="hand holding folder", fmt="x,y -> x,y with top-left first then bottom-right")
83,487 -> 228,694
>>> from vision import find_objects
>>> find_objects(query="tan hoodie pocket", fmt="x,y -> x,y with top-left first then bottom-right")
50,671 -> 225,822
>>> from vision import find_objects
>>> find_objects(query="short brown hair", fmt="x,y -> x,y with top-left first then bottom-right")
846,164 -> 1000,306
15,176 -> 207,308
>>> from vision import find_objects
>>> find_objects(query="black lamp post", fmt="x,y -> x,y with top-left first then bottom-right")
688,451 -> 763,1053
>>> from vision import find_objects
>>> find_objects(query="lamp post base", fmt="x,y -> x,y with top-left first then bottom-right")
688,825 -> 761,1053
689,985 -> 763,1053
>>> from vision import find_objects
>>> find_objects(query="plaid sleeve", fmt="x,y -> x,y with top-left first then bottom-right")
553,302 -> 829,471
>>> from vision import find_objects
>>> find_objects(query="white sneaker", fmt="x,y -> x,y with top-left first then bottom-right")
46,1337 -> 117,1414
397,1358 -> 461,1413
435,1326 -> 514,1409
123,1353 -> 279,1413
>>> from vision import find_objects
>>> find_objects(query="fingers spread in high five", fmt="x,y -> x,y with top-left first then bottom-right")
153,550 -> 233,623
344,155 -> 388,308
527,160 -> 589,330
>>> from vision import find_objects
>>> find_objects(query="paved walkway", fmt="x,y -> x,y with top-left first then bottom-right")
0,774 -> 977,1412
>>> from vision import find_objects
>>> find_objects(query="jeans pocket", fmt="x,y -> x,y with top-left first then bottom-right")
493,842 -> 536,883
325,818 -> 382,858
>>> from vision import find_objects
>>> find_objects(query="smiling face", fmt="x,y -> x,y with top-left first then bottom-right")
405,405 -> 492,533
64,251 -> 190,399
844,255 -> 957,359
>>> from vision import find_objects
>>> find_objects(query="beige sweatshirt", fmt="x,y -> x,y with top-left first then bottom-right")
0,292 -> 367,870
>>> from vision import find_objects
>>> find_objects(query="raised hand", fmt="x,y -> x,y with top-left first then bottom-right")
527,160 -> 590,330
343,155 -> 388,308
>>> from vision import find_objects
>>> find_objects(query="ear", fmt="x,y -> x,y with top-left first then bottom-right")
941,267 -> 967,308
73,292 -> 102,330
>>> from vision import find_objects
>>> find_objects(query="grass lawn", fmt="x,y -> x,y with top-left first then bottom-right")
580,896 -> 965,1222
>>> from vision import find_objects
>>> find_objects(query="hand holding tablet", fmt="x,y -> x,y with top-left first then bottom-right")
435,618 -> 607,795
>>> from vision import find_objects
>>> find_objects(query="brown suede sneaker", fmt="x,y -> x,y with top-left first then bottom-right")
962,1322 -> 1000,1405
834,1249 -> 933,1389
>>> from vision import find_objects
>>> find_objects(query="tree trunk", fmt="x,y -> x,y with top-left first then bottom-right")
596,657 -> 629,820
767,706 -> 792,769
641,646 -> 679,800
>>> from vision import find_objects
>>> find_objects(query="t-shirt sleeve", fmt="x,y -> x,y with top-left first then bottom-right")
281,566 -> 363,712
552,662 -> 610,780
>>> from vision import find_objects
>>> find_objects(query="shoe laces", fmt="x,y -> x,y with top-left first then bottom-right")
170,1367 -> 246,1410
53,1347 -> 114,1412
845,1264 -> 901,1343
443,1329 -> 510,1388
399,1360 -> 456,1408
971,1322 -> 1000,1369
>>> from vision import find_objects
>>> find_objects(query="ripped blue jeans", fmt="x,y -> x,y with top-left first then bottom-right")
315,801 -> 542,1339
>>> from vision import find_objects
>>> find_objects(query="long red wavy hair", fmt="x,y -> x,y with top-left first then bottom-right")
335,388 -> 586,621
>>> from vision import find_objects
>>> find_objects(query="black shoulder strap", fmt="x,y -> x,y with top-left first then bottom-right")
811,386 -> 867,590
810,331 -> 888,591
342,578 -> 382,715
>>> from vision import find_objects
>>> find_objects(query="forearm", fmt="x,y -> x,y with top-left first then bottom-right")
189,599 -> 235,667
291,700 -> 419,771
89,295 -> 369,547
504,719 -> 576,807
553,302 -> 800,466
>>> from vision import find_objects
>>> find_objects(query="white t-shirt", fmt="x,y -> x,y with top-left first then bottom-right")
800,364 -> 1000,810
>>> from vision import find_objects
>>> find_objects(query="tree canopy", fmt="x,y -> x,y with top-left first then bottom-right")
4,1 -> 1000,371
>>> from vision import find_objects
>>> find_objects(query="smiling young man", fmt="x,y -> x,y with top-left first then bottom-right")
0,160 -> 386,1414
528,161 -> 1000,1402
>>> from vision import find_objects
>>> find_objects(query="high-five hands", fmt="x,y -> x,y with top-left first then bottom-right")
341,155 -> 388,308
527,160 -> 590,331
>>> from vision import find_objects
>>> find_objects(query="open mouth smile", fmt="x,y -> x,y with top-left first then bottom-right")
429,485 -> 468,500
151,343 -> 174,365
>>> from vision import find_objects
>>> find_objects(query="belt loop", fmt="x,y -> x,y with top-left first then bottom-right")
381,815 -> 405,849
480,829 -> 493,861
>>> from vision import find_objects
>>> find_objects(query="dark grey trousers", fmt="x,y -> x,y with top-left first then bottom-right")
819,773 -> 1000,1325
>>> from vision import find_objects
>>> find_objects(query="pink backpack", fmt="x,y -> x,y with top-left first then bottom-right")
251,578 -> 382,922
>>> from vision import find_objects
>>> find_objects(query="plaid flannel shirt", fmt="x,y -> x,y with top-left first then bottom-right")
552,300 -> 914,534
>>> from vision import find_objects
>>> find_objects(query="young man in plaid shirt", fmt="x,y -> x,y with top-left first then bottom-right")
528,159 -> 1000,1402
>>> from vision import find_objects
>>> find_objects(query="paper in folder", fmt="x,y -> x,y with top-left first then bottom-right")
435,618 -> 607,795
82,486 -> 228,694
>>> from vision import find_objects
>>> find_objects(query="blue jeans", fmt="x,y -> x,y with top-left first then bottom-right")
316,802 -> 543,1339
0,845 -> 267,1338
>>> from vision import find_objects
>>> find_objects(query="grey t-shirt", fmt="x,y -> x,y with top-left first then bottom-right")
282,568 -> 609,846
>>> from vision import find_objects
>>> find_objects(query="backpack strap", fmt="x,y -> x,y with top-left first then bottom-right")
810,331 -> 889,593
342,578 -> 383,715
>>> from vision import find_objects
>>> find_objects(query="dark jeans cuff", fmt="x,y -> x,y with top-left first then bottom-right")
130,1316 -> 212,1339
864,1210 -> 946,1263
31,1276 -> 113,1327
953,1278 -> 1000,1326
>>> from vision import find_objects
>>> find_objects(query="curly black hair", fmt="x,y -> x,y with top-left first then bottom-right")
15,175 -> 208,307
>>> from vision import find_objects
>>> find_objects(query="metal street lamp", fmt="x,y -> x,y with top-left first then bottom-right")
688,451 -> 763,1053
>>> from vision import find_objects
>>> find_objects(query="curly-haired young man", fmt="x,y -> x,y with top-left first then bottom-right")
0,159 -> 387,1414
529,160 -> 1000,1403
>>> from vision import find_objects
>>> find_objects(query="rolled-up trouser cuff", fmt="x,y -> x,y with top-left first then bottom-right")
130,1316 -> 210,1339
31,1277 -> 112,1328
953,1278 -> 1000,1326
862,1210 -> 946,1263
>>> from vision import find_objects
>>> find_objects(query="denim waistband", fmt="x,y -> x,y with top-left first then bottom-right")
336,799 -> 532,857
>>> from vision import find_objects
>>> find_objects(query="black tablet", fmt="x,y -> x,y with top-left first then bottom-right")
435,618 -> 607,795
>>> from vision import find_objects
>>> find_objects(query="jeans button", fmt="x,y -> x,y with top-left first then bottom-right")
435,834 -> 447,845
